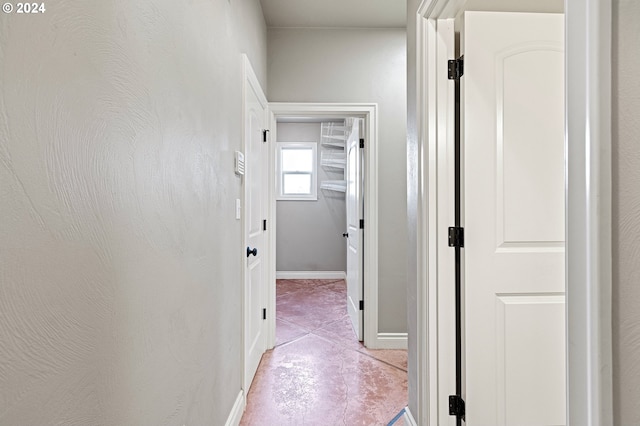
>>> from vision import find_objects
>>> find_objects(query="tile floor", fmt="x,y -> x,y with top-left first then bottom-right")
240,279 -> 408,426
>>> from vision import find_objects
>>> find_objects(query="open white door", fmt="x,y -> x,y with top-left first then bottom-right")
345,118 -> 363,341
462,12 -> 565,424
243,57 -> 268,392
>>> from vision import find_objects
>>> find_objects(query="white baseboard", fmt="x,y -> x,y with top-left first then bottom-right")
276,271 -> 346,280
403,406 -> 418,426
373,332 -> 408,350
224,390 -> 245,426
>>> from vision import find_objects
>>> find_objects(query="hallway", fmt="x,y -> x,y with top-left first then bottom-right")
240,279 -> 408,425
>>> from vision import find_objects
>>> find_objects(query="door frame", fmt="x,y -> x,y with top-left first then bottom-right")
412,1 -> 613,425
267,102 -> 383,349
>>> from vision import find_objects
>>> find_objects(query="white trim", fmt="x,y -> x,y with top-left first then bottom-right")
276,271 -> 346,280
414,1 -> 613,424
374,333 -> 408,350
268,102 -> 379,350
566,0 -> 613,423
224,390 -> 245,426
267,111 -> 278,349
403,406 -> 418,426
415,3 -> 456,424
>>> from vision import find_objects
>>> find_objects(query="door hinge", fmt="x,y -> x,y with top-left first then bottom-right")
448,226 -> 464,248
263,219 -> 267,231
449,395 -> 465,419
262,129 -> 269,143
359,138 -> 364,149
359,219 -> 364,229
448,56 -> 464,80
262,308 -> 266,320
359,300 -> 364,311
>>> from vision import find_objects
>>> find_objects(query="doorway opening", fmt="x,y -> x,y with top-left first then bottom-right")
422,4 -> 567,425
273,117 -> 364,340
413,0 -> 613,424
265,103 -> 383,351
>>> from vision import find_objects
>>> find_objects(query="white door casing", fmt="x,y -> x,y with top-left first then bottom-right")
346,118 -> 364,340
462,12 -> 565,425
266,103 -> 382,349
415,1 -> 613,425
243,56 -> 268,394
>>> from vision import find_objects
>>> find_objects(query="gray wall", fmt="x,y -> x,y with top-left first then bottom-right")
268,28 -> 408,334
0,0 -> 266,424
276,122 -> 347,272
612,0 -> 640,423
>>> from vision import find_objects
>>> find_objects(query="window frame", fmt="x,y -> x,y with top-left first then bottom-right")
275,141 -> 318,201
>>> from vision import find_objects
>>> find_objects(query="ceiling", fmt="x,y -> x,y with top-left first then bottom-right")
464,0 -> 563,13
259,0 -> 407,29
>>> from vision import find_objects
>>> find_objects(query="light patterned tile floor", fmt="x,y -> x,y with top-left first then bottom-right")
240,279 -> 407,426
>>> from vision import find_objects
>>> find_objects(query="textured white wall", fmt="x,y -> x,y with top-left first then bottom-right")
268,28 -> 408,333
612,0 -> 640,423
0,0 -> 266,424
275,122 -> 347,272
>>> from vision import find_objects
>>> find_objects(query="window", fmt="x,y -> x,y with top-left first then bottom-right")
276,142 -> 317,200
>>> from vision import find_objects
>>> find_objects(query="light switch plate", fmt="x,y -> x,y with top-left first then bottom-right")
235,199 -> 241,220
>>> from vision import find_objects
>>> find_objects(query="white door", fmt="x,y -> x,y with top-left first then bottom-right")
462,12 -> 565,425
345,118 -> 363,340
243,58 -> 268,392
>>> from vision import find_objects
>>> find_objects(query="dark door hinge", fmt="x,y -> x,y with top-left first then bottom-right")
359,138 -> 364,149
448,57 -> 464,80
359,300 -> 364,311
263,219 -> 267,231
449,395 -> 465,419
359,219 -> 364,229
448,226 -> 464,248
262,308 -> 266,320
262,129 -> 269,142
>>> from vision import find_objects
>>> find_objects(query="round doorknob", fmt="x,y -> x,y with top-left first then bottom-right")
247,247 -> 258,257
342,233 -> 349,238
